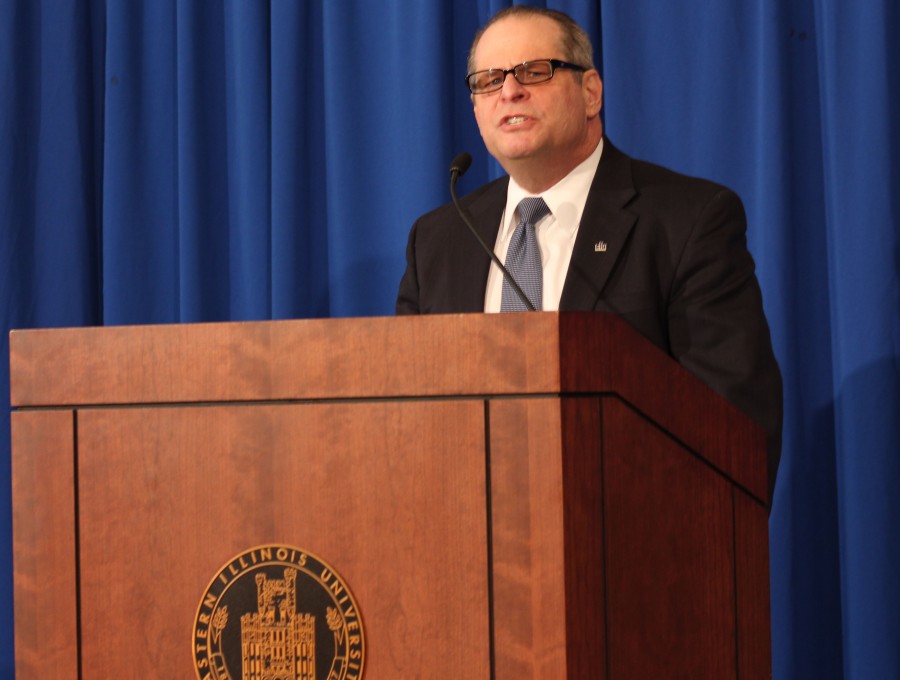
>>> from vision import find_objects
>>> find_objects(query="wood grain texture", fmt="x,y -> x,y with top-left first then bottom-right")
10,313 -> 766,503
601,397 -> 737,679
559,397 -> 606,680
735,489 -> 773,678
11,410 -> 79,680
9,315 -> 559,406
74,401 -> 489,679
556,313 -> 767,505
489,398 -> 569,680
8,315 -> 771,679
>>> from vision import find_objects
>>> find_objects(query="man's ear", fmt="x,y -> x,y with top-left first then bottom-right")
583,70 -> 603,117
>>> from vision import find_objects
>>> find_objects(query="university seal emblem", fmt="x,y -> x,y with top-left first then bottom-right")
193,545 -> 365,680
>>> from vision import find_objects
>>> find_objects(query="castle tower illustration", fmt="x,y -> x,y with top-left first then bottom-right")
241,569 -> 316,680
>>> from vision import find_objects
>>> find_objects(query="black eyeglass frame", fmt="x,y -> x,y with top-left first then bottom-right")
464,59 -> 589,95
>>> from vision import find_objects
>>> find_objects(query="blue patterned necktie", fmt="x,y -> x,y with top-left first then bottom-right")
501,197 -> 550,311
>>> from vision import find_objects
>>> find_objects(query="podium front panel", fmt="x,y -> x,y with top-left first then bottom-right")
11,411 -> 79,680
74,400 -> 491,678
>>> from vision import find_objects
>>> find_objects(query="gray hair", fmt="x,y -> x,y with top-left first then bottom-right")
466,7 -> 596,75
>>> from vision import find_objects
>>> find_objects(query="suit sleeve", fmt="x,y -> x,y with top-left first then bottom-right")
396,219 -> 421,315
667,188 -> 783,500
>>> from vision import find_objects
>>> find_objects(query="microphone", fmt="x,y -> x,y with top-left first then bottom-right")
448,153 -> 537,312
449,151 -> 472,177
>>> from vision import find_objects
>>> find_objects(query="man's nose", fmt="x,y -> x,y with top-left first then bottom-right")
499,71 -> 528,99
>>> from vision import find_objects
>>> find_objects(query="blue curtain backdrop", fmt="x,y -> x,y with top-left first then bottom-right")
1,0 -> 897,677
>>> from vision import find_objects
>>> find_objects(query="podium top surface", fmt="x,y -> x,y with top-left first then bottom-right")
9,312 -> 765,500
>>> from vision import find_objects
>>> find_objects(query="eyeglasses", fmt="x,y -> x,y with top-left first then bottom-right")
465,59 -> 588,95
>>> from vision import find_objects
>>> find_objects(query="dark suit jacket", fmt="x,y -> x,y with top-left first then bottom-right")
396,139 -> 782,500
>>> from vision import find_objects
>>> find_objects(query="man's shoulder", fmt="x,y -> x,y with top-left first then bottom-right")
593,141 -> 746,235
635,158 -> 733,199
605,141 -> 737,202
415,175 -> 509,227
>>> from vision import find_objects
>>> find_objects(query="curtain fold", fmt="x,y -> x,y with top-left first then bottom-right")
813,0 -> 900,672
175,0 -> 231,321
270,1 -> 329,319
1,1 -> 898,677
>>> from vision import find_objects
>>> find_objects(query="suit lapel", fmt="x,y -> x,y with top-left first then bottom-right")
560,141 -> 637,311
453,177 -> 508,312
449,143 -> 637,313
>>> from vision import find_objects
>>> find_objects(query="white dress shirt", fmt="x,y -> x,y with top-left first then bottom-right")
484,138 -> 604,312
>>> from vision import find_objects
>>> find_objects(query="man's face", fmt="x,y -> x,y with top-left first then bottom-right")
471,15 -> 602,184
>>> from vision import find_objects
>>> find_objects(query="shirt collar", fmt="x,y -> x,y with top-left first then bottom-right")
502,137 -> 604,239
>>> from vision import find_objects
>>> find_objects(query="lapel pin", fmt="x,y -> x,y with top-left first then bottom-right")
594,241 -> 608,252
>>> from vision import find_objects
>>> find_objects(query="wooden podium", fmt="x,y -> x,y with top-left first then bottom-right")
9,313 -> 770,679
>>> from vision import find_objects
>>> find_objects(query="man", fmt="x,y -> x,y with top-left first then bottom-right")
396,7 -> 782,498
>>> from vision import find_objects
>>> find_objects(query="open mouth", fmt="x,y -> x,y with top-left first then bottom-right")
503,115 -> 529,126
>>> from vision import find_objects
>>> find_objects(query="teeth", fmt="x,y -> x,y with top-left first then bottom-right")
507,116 -> 526,124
